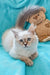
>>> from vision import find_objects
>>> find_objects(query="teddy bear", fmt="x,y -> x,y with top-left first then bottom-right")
26,7 -> 50,42
16,6 -> 50,42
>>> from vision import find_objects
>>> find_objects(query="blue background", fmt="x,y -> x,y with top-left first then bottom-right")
0,0 -> 50,75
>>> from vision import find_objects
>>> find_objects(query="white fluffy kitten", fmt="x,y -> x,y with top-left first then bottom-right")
2,24 -> 38,66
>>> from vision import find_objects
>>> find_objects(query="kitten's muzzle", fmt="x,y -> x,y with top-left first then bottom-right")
24,44 -> 27,47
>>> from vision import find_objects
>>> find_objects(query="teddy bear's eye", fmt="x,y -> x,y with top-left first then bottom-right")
38,14 -> 39,16
33,17 -> 36,19
33,17 -> 34,19
33,15 -> 38,19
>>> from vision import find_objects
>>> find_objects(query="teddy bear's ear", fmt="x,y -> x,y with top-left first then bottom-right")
40,7 -> 46,13
28,23 -> 36,34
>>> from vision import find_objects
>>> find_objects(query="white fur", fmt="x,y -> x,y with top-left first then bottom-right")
2,28 -> 38,59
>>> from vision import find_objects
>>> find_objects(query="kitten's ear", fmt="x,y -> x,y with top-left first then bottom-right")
11,29 -> 18,38
28,23 -> 36,34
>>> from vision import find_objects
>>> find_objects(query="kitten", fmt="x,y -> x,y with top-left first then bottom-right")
2,24 -> 38,66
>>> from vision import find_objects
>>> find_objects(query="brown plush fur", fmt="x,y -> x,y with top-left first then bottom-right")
36,19 -> 50,42
28,11 -> 45,25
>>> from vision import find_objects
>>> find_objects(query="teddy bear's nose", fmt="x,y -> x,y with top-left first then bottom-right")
33,16 -> 38,19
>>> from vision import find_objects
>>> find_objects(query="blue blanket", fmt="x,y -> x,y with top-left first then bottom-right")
26,41 -> 50,75
0,0 -> 50,75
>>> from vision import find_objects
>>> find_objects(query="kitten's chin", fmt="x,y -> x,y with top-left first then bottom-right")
24,46 -> 28,48
23,45 -> 30,48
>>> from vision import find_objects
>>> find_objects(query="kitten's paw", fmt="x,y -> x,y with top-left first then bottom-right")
29,52 -> 38,60
25,58 -> 33,66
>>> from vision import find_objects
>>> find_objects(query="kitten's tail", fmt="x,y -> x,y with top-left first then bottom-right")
16,6 -> 45,29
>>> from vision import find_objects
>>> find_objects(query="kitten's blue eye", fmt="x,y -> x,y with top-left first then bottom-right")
27,38 -> 31,41
20,39 -> 23,42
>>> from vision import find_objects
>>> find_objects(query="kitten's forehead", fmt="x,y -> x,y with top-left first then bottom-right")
18,31 -> 31,37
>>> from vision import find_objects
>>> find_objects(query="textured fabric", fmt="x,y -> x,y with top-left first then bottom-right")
0,0 -> 50,75
0,0 -> 30,43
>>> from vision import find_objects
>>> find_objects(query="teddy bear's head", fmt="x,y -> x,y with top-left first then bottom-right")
28,11 -> 45,25
27,7 -> 46,25
16,6 -> 46,28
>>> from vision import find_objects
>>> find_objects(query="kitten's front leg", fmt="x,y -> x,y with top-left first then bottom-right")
19,56 -> 33,66
29,52 -> 38,60
9,50 -> 33,66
